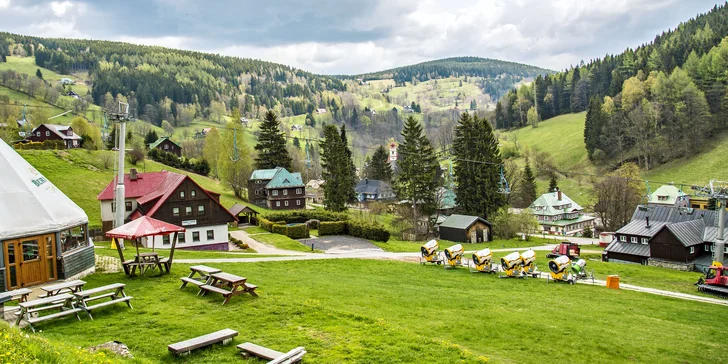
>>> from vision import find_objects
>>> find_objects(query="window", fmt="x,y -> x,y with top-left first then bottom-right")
283,189 -> 288,196
296,188 -> 302,194
276,201 -> 280,207
255,190 -> 259,195
36,131 -> 40,136
172,207 -> 180,217
73,140 -> 78,147
198,205 -> 205,215
22,239 -> 40,261
125,201 -> 133,212
164,144 -> 169,150
180,191 -> 185,199
620,236 -> 626,242
207,230 -> 214,240
705,244 -> 710,252
111,203 -> 116,212
185,206 -> 192,216
192,231 -> 200,242
45,131 -> 50,137
285,200 -> 289,206
163,234 -> 170,245
641,238 -> 648,245
272,190 -> 279,196
725,246 -> 728,254
690,246 -> 695,254
60,225 -> 89,253
190,190 -> 196,198
630,237 -> 637,243
297,199 -> 301,206
179,233 -> 186,243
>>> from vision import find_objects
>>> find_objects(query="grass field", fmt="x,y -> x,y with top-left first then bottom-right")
92,241 -> 268,260
243,226 -> 268,234
17,149 -> 260,229
250,233 -> 316,253
8,259 -> 726,363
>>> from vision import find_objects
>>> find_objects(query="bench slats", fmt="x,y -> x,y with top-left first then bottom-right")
84,297 -> 132,311
200,285 -> 233,296
180,277 -> 205,286
237,342 -> 284,361
270,348 -> 306,364
20,293 -> 74,308
168,329 -> 238,354
74,283 -> 125,298
82,292 -> 117,303
26,308 -> 82,324
0,288 -> 32,301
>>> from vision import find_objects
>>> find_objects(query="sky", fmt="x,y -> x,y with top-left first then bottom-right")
0,0 -> 723,74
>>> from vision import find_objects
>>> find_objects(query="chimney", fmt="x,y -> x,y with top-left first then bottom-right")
646,216 -> 650,228
557,190 -> 562,201
130,168 -> 138,181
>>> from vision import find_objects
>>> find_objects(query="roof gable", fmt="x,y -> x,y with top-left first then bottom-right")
250,168 -> 280,180
440,214 -> 490,230
664,219 -> 705,247
266,168 -> 304,189
149,136 -> 180,150
529,191 -> 583,216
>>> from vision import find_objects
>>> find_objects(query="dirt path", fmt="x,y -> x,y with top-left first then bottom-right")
229,230 -> 307,255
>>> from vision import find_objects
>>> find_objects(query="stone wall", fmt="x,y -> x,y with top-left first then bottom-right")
648,258 -> 694,271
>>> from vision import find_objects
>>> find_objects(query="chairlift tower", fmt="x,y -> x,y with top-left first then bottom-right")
108,102 -> 131,248
691,180 -> 728,265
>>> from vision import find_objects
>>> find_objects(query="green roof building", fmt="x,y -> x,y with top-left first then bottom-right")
248,167 -> 305,210
648,185 -> 689,207
529,190 -> 595,237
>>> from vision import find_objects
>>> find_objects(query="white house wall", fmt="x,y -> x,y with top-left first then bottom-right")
100,199 -> 138,222
142,224 -> 228,249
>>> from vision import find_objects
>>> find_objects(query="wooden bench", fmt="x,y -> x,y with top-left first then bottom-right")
167,329 -> 238,356
0,288 -> 32,316
237,342 -> 306,363
180,265 -> 222,290
40,280 -> 86,298
199,284 -> 235,304
74,283 -> 133,320
15,293 -> 82,333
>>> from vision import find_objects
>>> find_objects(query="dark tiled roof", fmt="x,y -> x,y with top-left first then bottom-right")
605,241 -> 650,257
355,179 -> 390,194
440,214 -> 491,230
666,219 -> 705,247
616,220 -> 668,238
630,205 -> 716,224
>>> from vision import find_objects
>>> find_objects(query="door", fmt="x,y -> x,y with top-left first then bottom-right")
20,238 -> 43,287
2,235 -> 55,289
3,241 -> 20,290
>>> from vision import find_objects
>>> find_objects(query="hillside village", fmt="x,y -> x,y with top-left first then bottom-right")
2,2 -> 728,363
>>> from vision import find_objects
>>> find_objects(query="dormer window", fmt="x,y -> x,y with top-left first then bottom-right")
67,130 -> 72,136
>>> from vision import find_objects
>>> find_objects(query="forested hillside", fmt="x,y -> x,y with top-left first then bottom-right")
356,56 -> 551,100
495,2 -> 728,170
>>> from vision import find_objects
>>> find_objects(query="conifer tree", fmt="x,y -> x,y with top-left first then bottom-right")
519,159 -> 537,207
452,112 -> 505,218
548,174 -> 559,192
364,145 -> 393,182
584,96 -> 606,160
397,116 -> 440,230
321,125 -> 355,212
254,110 -> 292,170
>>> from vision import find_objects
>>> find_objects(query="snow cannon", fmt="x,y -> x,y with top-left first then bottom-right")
520,250 -> 540,278
420,239 -> 442,265
570,259 -> 591,280
443,244 -> 464,268
548,255 -> 572,281
500,252 -> 523,277
470,248 -> 496,273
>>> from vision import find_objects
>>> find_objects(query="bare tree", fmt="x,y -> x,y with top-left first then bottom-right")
593,163 -> 643,231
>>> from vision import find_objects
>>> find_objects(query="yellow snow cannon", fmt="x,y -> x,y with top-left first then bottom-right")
499,251 -> 524,277
548,255 -> 573,283
419,239 -> 442,265
520,250 -> 540,278
443,244 -> 465,269
470,248 -> 496,273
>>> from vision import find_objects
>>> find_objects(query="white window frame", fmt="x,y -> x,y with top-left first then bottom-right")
45,131 -> 50,136
73,140 -> 78,147
297,200 -> 301,206
272,190 -> 279,196
255,190 -> 259,195
630,237 -> 637,243
36,131 -> 41,136
207,230 -> 214,240
276,201 -> 280,207
690,246 -> 695,254
185,206 -> 192,216
164,144 -> 169,150
283,189 -> 288,196
190,190 -> 196,198
198,205 -> 205,215
296,188 -> 302,194
705,244 -> 710,252
620,235 -> 626,242
641,238 -> 648,245
285,200 -> 289,206
172,207 -> 180,217
180,191 -> 185,199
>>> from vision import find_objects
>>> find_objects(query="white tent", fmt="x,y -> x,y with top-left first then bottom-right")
0,139 -> 88,240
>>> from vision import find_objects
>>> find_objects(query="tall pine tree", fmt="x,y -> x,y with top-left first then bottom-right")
584,96 -> 606,160
364,145 -> 393,182
518,159 -> 537,208
452,112 -> 505,218
254,110 -> 292,170
548,174 -> 559,192
397,116 -> 439,231
321,125 -> 355,212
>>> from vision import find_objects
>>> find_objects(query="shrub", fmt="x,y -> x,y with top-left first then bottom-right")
347,220 -> 390,242
228,234 -> 249,249
286,224 -> 310,239
259,218 -> 274,232
306,219 -> 320,229
272,224 -> 287,235
261,210 -> 349,224
319,221 -> 347,235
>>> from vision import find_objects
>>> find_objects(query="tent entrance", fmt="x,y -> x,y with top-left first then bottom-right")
3,234 -> 57,289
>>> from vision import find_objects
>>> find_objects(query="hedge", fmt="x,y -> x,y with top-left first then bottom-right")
272,224 -> 288,235
286,224 -> 310,239
259,218 -> 274,232
319,221 -> 347,235
261,210 -> 349,224
347,220 -> 390,242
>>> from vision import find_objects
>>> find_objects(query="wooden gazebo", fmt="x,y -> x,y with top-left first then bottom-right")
229,203 -> 259,225
105,216 -> 185,276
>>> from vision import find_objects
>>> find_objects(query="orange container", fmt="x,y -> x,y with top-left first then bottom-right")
606,275 -> 620,289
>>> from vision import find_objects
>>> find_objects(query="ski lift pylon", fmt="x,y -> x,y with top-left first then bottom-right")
497,165 -> 510,194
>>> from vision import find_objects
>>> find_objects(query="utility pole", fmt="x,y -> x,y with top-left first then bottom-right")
692,180 -> 728,265
110,102 -> 131,248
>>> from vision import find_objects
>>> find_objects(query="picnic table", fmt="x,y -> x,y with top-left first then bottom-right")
130,252 -> 164,275
180,265 -> 222,290
14,293 -> 82,333
0,288 -> 32,318
200,272 -> 257,305
74,283 -> 133,320
41,280 -> 86,297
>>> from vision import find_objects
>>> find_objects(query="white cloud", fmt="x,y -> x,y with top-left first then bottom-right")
50,1 -> 72,16
0,0 -> 10,9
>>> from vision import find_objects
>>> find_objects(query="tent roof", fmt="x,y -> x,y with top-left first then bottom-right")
105,216 -> 185,239
0,138 -> 88,240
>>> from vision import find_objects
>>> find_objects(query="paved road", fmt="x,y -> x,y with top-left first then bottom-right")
299,235 -> 383,253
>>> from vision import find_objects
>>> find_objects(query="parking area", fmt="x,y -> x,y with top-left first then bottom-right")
299,235 -> 383,253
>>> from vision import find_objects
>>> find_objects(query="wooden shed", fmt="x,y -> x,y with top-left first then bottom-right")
438,215 -> 492,243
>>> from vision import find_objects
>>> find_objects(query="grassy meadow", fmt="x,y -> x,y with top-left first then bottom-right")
3,259 -> 724,363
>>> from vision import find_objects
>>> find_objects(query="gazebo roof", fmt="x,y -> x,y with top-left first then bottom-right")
105,216 -> 185,239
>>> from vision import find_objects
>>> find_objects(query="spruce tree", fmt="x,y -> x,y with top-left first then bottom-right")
35,69 -> 43,80
519,160 -> 537,207
144,130 -> 159,147
365,145 -> 393,182
397,116 -> 440,231
584,96 -> 606,160
339,124 -> 356,203
321,125 -> 355,212
452,112 -> 505,218
254,110 -> 292,170
549,174 -> 559,192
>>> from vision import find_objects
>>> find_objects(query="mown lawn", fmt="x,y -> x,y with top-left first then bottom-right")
242,226 -> 268,235
14,259 -> 727,363
373,237 -> 552,253
250,233 -> 315,253
92,241 -> 271,260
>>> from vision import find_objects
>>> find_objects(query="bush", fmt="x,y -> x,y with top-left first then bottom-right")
148,148 -> 210,176
259,218 -> 274,232
319,221 -> 347,235
287,224 -> 310,239
261,210 -> 349,224
306,219 -> 320,229
272,224 -> 287,235
228,234 -> 249,249
347,220 -> 390,242
16,140 -> 64,150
